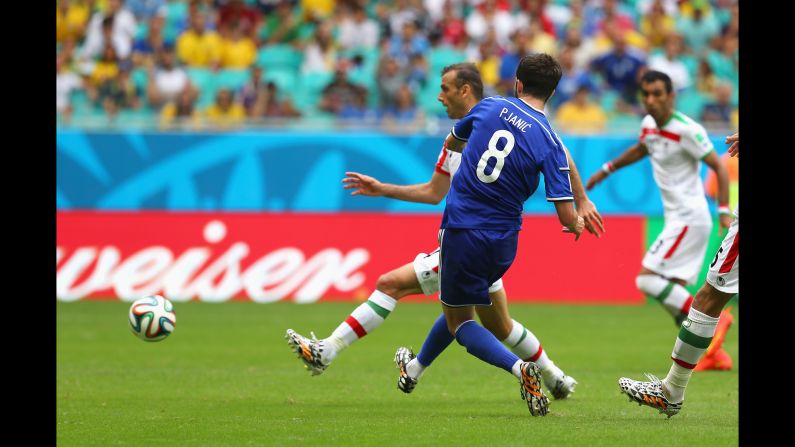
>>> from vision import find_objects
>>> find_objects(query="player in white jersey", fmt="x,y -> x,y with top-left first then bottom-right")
585,70 -> 734,370
618,132 -> 739,418
286,63 -> 604,399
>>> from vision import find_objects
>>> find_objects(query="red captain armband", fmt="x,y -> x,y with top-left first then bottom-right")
435,145 -> 451,176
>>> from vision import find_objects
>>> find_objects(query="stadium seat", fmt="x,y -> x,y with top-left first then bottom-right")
116,108 -> 154,126
341,46 -> 381,73
676,88 -> 708,119
165,1 -> 188,26
418,73 -> 445,117
187,67 -> 214,91
131,67 -> 149,91
263,68 -> 297,94
346,67 -> 379,108
135,22 -> 149,41
296,71 -> 334,109
599,90 -> 619,113
606,113 -> 642,133
69,89 -> 96,116
187,68 -> 219,108
257,44 -> 303,72
428,46 -> 467,73
680,54 -> 699,79
216,69 -> 250,91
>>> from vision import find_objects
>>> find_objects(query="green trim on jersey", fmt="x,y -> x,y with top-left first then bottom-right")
660,112 -> 676,128
672,111 -> 689,124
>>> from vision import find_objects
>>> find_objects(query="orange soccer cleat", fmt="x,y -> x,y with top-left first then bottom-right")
694,348 -> 733,371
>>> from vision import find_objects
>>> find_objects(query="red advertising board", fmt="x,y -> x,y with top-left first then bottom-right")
56,212 -> 644,303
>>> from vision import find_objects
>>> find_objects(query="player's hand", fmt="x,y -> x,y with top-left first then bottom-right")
585,171 -> 607,190
719,213 -> 733,235
725,132 -> 739,158
576,199 -> 605,238
562,215 -> 585,241
342,171 -> 385,197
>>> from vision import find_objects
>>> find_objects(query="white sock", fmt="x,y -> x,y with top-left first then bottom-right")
325,290 -> 398,360
406,358 -> 426,379
502,319 -> 560,382
636,275 -> 693,322
511,359 -> 523,379
664,308 -> 720,402
662,362 -> 691,403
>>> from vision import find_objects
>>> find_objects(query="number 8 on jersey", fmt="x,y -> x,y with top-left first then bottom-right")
477,130 -> 515,183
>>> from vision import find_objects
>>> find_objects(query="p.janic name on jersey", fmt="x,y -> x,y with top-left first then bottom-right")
499,108 -> 533,133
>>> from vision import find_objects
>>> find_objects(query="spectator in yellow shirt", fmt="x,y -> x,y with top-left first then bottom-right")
161,87 -> 202,129
220,23 -> 257,69
56,0 -> 90,44
177,12 -> 222,68
475,36 -> 501,96
640,0 -> 677,49
554,85 -> 608,135
89,45 -> 120,89
301,0 -> 334,21
205,88 -> 247,128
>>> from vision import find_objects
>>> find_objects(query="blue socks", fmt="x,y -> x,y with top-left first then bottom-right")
455,320 -> 520,373
415,315 -> 521,375
416,313 -> 455,366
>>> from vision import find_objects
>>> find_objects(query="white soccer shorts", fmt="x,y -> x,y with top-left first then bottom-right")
413,248 -> 503,296
706,218 -> 739,294
642,222 -> 711,285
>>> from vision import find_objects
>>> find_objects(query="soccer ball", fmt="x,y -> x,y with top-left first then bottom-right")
128,295 -> 176,342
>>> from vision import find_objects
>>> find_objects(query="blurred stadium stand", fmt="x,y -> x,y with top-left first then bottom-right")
56,0 -> 738,134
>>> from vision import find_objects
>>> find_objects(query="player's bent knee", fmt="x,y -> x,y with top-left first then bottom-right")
375,272 -> 403,298
635,274 -> 656,291
482,319 -> 512,340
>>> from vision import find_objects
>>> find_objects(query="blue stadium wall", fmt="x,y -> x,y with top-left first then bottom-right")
56,130 -> 727,214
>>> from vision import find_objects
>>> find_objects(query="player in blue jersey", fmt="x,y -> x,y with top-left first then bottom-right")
394,54 -> 588,417
286,64 -> 601,401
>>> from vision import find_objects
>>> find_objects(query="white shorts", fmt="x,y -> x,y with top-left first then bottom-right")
706,218 -> 739,294
413,248 -> 504,296
642,222 -> 711,285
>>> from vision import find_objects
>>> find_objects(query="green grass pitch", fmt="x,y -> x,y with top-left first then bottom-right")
57,301 -> 738,446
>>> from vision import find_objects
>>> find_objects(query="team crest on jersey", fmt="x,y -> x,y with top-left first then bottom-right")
422,271 -> 432,280
717,276 -> 725,286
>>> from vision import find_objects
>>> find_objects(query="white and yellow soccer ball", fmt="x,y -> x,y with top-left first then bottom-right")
128,295 -> 176,342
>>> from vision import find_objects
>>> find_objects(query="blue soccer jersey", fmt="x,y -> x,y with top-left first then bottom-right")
441,96 -> 574,230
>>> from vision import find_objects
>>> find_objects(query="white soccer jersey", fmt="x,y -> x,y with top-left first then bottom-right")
639,111 -> 714,225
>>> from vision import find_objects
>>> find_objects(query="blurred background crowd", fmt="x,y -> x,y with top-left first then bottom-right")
56,0 -> 738,133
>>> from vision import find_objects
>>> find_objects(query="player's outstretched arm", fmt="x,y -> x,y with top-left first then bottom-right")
585,143 -> 649,190
702,151 -> 733,232
342,171 -> 451,204
555,200 -> 585,241
563,146 -> 605,237
725,132 -> 739,157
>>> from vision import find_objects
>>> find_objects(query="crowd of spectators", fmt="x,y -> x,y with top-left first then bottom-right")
56,0 -> 739,133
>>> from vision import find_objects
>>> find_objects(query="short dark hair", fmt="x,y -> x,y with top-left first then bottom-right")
441,63 -> 484,100
640,70 -> 673,93
515,53 -> 562,102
